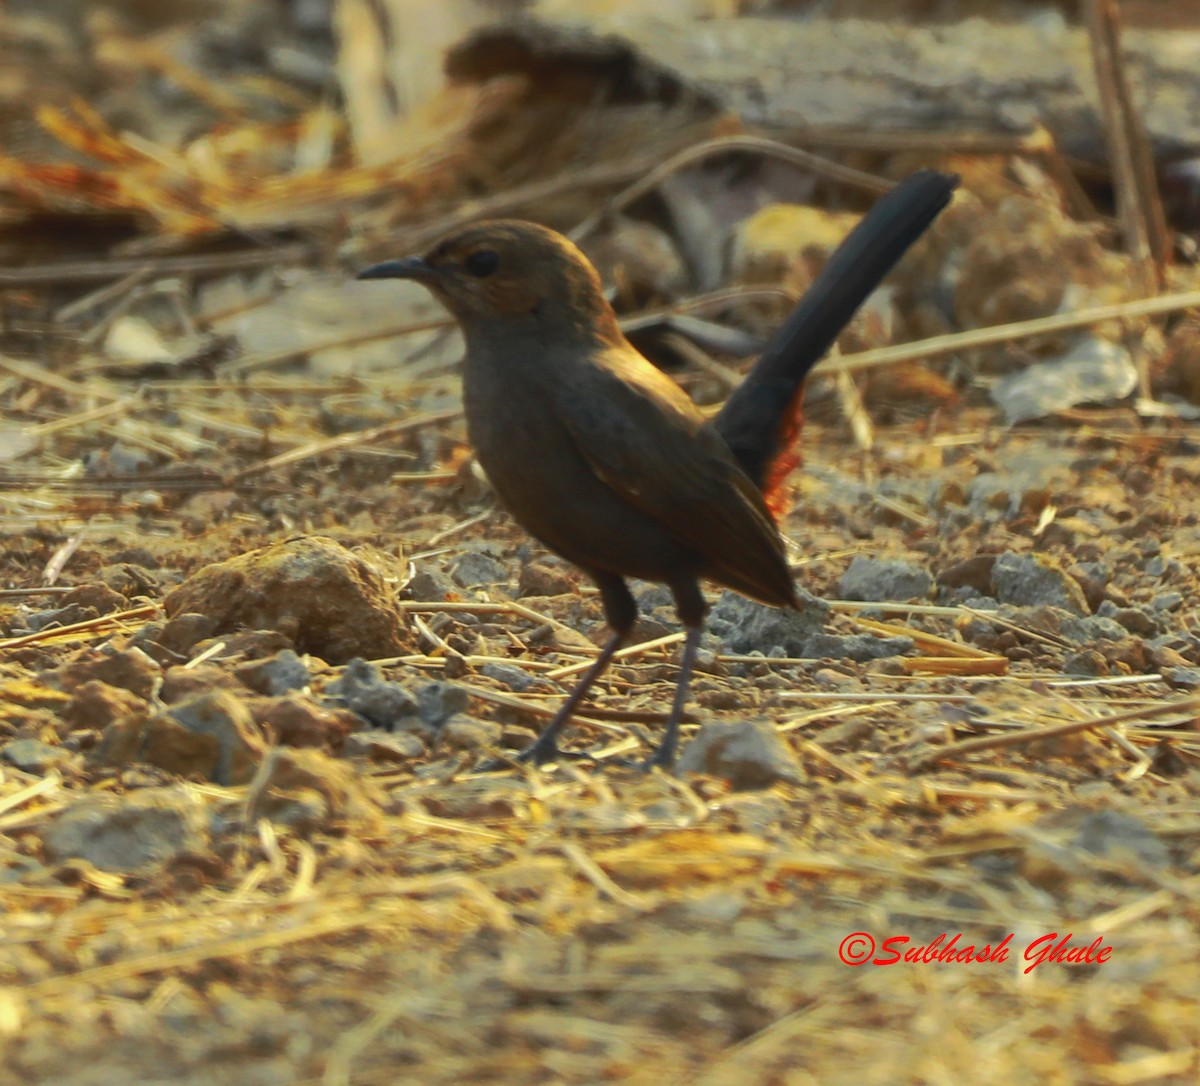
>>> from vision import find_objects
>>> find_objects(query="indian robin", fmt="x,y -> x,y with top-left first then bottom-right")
358,170 -> 957,767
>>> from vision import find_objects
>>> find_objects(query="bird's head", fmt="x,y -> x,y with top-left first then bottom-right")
357,220 -> 623,347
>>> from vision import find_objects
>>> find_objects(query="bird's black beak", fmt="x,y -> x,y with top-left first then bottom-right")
356,257 -> 435,282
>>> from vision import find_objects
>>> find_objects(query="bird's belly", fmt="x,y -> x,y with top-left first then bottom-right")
465,390 -> 696,582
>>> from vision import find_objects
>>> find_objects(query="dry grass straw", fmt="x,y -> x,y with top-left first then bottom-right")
0,604 -> 157,652
3,720 -> 1195,1085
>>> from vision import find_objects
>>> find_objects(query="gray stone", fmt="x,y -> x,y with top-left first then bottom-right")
1059,613 -> 1131,644
43,786 -> 209,873
439,714 -> 502,751
1075,810 -> 1170,868
325,658 -> 418,729
633,584 -> 675,613
1149,632 -> 1200,655
135,611 -> 220,662
837,556 -> 932,602
709,588 -> 830,656
235,649 -> 310,696
1162,666 -> 1200,690
25,605 -> 85,633
405,564 -> 458,602
677,720 -> 804,790
450,551 -> 508,587
1,739 -> 77,774
146,690 -> 267,785
1026,807 -> 1172,887
92,441 -> 156,475
343,729 -> 426,762
416,681 -> 470,728
480,661 -> 541,692
993,551 -> 1088,614
967,473 -> 1016,515
992,336 -> 1136,424
0,854 -> 47,884
805,632 -> 914,662
1096,602 -> 1161,637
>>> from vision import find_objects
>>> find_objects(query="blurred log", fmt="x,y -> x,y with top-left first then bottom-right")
448,15 -> 1200,165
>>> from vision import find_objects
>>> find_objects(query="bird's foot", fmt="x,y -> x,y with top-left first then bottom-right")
606,743 -> 676,773
475,736 -> 590,772
638,743 -> 677,773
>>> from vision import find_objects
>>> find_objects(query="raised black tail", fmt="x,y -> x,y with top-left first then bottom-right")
714,169 -> 959,491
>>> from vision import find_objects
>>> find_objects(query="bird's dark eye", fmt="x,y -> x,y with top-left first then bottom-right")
464,249 -> 499,278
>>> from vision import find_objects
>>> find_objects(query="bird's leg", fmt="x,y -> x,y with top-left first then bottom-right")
643,623 -> 702,770
504,573 -> 637,767
637,576 -> 709,771
513,630 -> 626,765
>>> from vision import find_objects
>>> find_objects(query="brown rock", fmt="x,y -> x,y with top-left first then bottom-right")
247,748 -> 383,830
343,729 -> 426,763
936,554 -> 998,595
163,536 -> 411,663
518,559 -> 578,598
59,583 -> 129,616
1093,637 -> 1150,674
95,563 -> 160,599
50,646 -> 160,700
62,680 -> 148,732
158,612 -> 221,658
249,695 -> 357,749
88,714 -> 150,772
0,678 -> 73,714
140,716 -> 226,782
955,195 -> 1130,332
191,629 -> 293,663
676,720 -> 804,790
1149,645 -> 1190,670
439,714 -> 502,752
92,690 -> 266,785
161,664 -> 242,704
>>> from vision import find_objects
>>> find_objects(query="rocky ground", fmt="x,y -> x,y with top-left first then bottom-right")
3,402 -> 1199,1084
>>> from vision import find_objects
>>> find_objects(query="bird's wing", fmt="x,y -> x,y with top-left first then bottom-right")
555,348 -> 795,606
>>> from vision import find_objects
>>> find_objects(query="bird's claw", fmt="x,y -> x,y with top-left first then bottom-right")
474,740 -> 592,773
605,746 -> 676,773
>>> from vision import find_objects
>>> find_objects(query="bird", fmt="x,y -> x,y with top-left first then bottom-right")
358,169 -> 958,768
